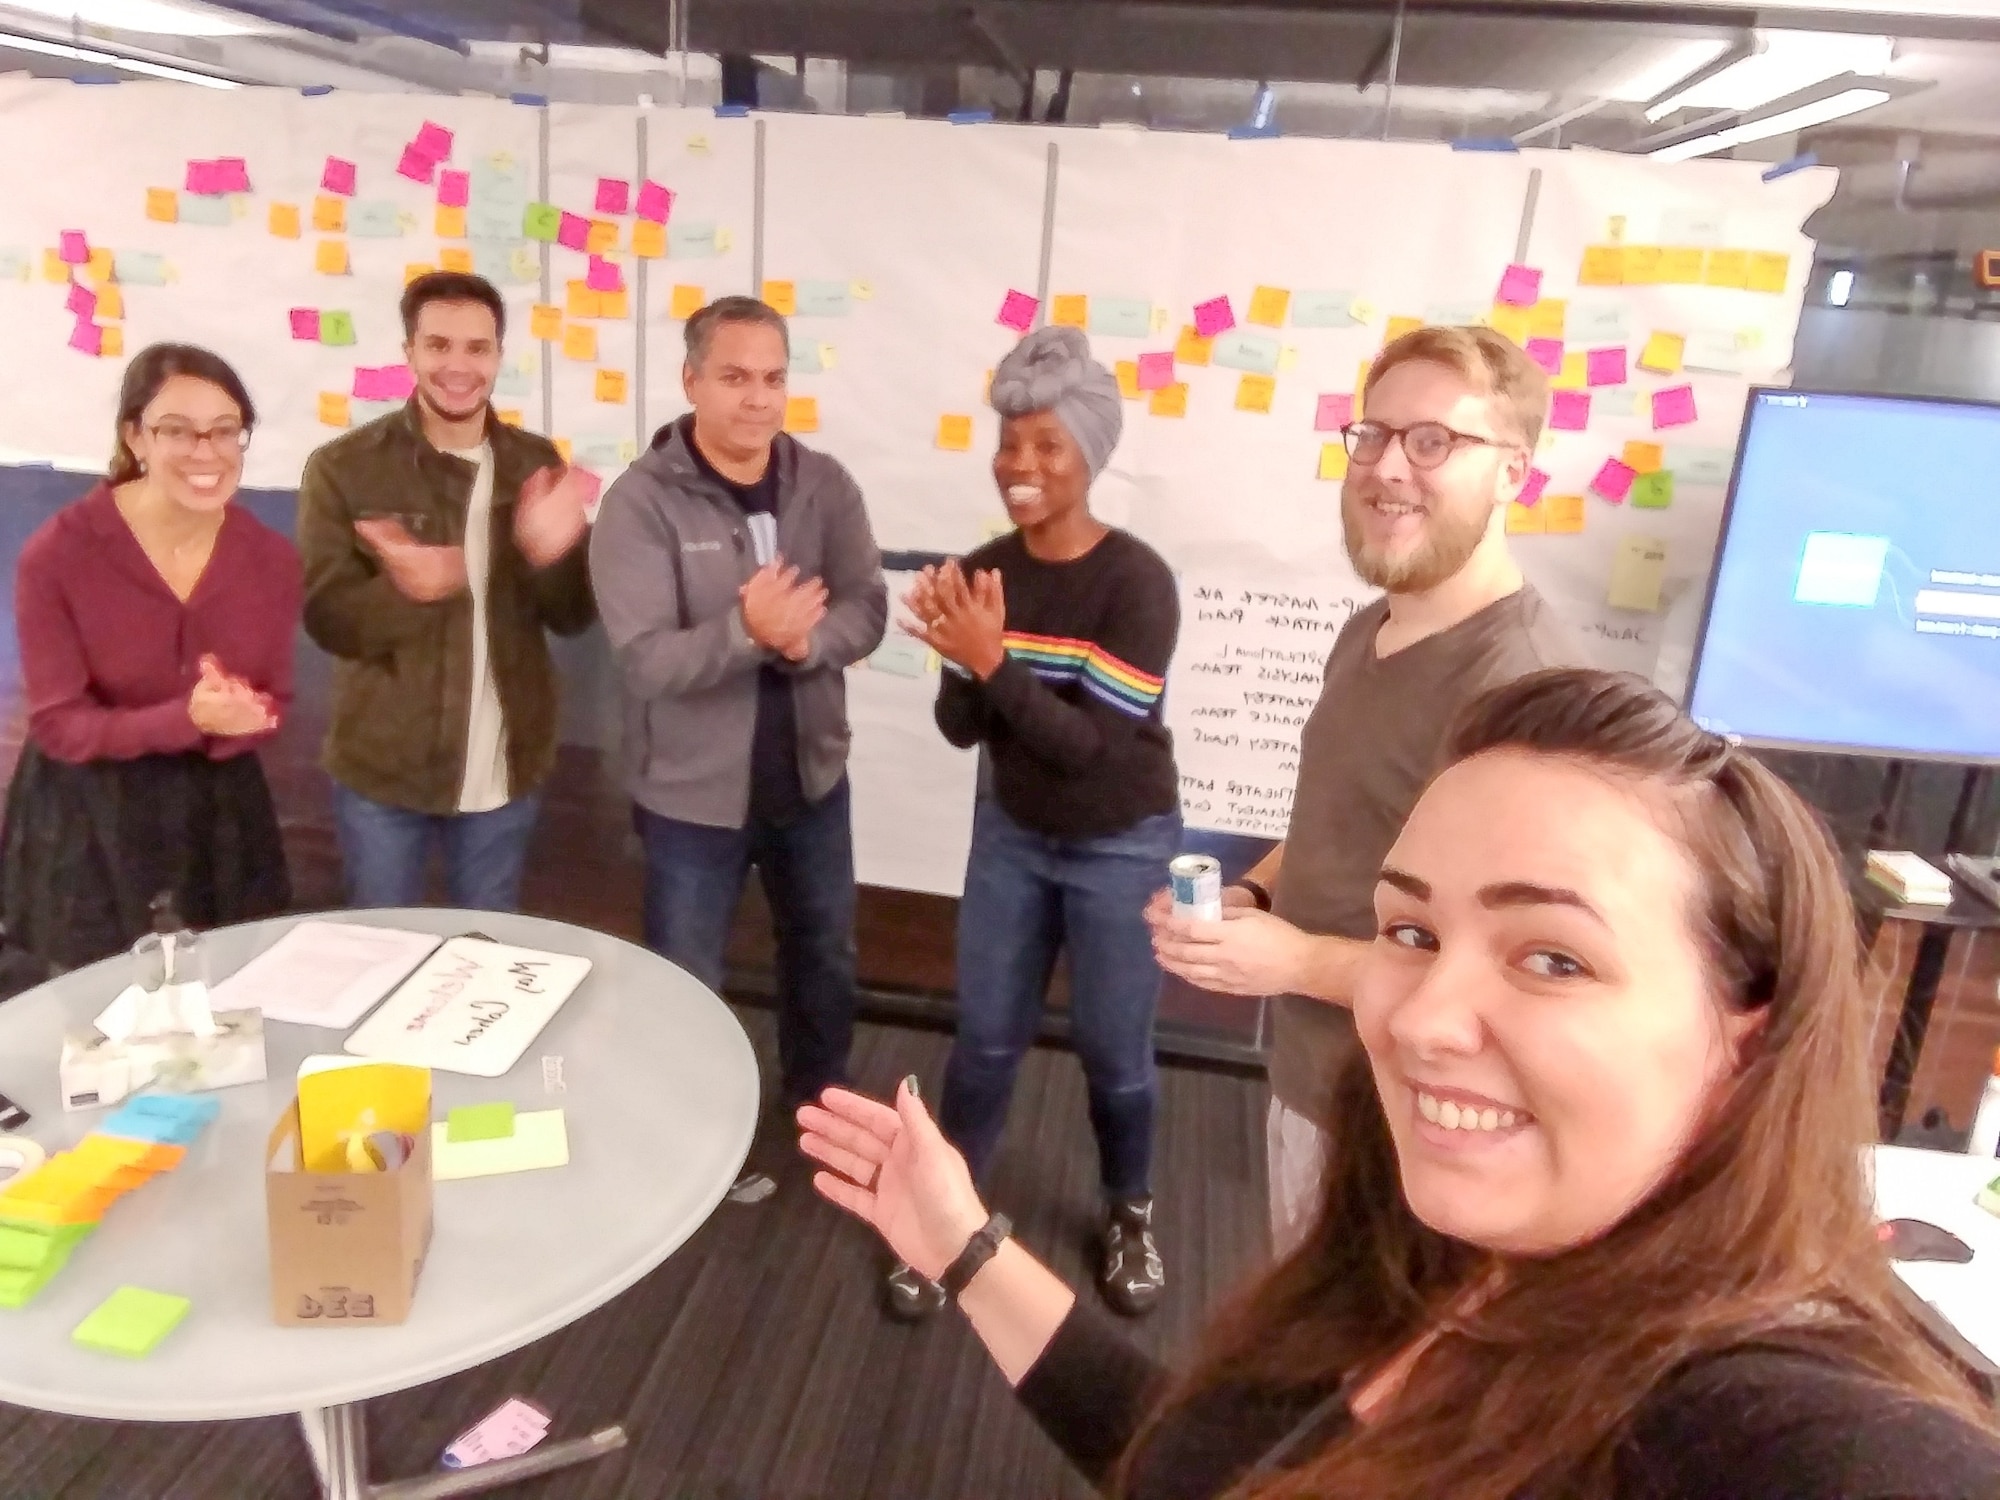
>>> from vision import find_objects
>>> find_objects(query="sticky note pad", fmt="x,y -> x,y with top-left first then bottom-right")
524,203 -> 561,242
1590,458 -> 1637,503
439,247 -> 473,275
0,1258 -> 66,1309
1608,536 -> 1669,613
1505,501 -> 1545,535
1247,286 -> 1291,327
1528,299 -> 1567,340
1316,443 -> 1348,482
763,280 -> 798,316
320,156 -> 357,196
59,231 -> 89,264
587,255 -> 624,293
631,221 -> 666,259
1552,352 -> 1588,392
447,1102 -> 516,1144
1192,296 -> 1234,337
587,219 -> 619,255
1135,351 -> 1175,391
561,325 -> 598,362
1579,246 -> 1623,286
68,320 -> 103,358
1174,326 -> 1212,367
396,144 -> 437,185
67,283 -> 97,319
784,396 -> 819,434
997,289 -> 1039,332
1148,383 -> 1187,419
432,1108 -> 569,1181
1622,245 -> 1663,284
1661,247 -> 1705,284
320,310 -> 355,346
1234,373 -> 1276,414
1584,346 -> 1627,387
670,284 -> 707,320
434,205 -> 467,240
146,188 -> 179,223
636,180 -> 673,222
936,414 -> 974,451
1652,385 -> 1698,429
1524,337 -> 1563,376
0,1222 -> 68,1272
1631,471 -> 1674,510
1704,250 -> 1751,289
1313,393 -> 1354,433
1620,441 -> 1663,475
1638,332 -> 1685,375
1114,361 -> 1141,401
1051,294 -> 1088,328
436,169 -> 470,209
566,282 -> 600,318
1747,252 -> 1790,294
315,239 -> 349,276
596,177 -> 631,215
313,195 -> 347,233
1548,390 -> 1591,432
530,303 -> 562,340
1496,264 -> 1542,306
594,369 -> 628,404
290,308 -> 321,341
73,1287 -> 190,1358
1544,494 -> 1585,534
556,212 -> 590,252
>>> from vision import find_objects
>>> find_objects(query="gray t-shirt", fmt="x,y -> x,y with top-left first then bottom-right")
1269,583 -> 1583,1125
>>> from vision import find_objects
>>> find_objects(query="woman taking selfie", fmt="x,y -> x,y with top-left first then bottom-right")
800,668 -> 2000,1498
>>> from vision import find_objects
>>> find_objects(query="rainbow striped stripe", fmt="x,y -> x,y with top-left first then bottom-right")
1003,631 -> 1165,718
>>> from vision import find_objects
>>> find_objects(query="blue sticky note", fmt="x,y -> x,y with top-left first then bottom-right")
1288,290 -> 1356,328
100,1113 -> 200,1146
1210,330 -> 1281,375
1087,296 -> 1152,339
1663,446 -> 1735,488
574,436 -> 624,470
668,222 -> 718,259
0,249 -> 29,281
494,365 -> 532,398
114,251 -> 169,285
348,200 -> 403,238
177,195 -> 232,227
128,1094 -> 219,1124
471,241 -> 535,286
788,344 -> 824,375
794,280 -> 851,318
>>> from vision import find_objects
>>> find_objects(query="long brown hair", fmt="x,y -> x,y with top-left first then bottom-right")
109,342 -> 256,486
1121,667 -> 1993,1499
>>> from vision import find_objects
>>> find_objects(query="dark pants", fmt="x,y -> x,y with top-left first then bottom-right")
634,777 -> 857,1107
332,783 -> 543,912
941,798 -> 1180,1202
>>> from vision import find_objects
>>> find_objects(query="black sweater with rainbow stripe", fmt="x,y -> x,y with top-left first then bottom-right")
935,527 -> 1180,840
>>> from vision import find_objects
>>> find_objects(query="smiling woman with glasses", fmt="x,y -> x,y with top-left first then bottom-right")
0,343 -> 301,983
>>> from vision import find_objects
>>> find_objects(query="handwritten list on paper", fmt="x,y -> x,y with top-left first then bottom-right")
1165,575 -> 1369,839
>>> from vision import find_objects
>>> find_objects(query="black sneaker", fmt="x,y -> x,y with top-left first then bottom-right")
1099,1197 -> 1165,1317
883,1260 -> 946,1322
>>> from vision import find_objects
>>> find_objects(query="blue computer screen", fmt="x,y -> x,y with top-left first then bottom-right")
1686,389 -> 2000,763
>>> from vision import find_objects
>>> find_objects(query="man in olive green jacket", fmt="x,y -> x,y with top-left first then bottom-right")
298,272 -> 595,911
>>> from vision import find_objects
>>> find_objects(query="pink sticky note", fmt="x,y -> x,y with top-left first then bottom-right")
1586,346 -> 1628,388
1518,466 -> 1550,507
289,308 -> 320,341
1193,296 -> 1235,338
1525,337 -> 1563,376
1591,458 -> 1637,504
436,169 -> 470,208
413,121 -> 454,161
635,180 -> 674,223
1652,385 -> 1698,430
396,145 -> 436,185
214,157 -> 251,193
595,178 -> 631,215
58,231 -> 89,265
321,156 -> 357,195
68,318 -> 102,357
443,1398 -> 550,1471
557,212 -> 590,252
586,255 -> 623,293
66,283 -> 96,319
996,290 -> 1039,333
1136,352 -> 1175,391
184,160 -> 223,195
352,364 -> 417,401
1314,393 -> 1355,432
1497,263 -> 1542,307
1549,390 -> 1591,432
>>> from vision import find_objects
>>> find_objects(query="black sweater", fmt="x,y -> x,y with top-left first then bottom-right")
934,528 -> 1179,840
1016,1302 -> 2000,1499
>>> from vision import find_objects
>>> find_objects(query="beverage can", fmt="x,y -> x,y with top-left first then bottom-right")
1169,854 -> 1223,922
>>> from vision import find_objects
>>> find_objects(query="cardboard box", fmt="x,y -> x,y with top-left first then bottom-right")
265,1102 -> 432,1326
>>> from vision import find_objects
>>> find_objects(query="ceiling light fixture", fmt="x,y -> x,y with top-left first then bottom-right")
1644,30 -> 1893,124
0,0 -> 255,37
1645,79 -> 1893,162
0,27 -> 239,84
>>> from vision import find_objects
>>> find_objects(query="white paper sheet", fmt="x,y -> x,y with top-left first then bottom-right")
208,921 -> 444,1030
343,937 -> 591,1077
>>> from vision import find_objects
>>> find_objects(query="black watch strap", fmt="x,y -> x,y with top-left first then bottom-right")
1237,877 -> 1273,912
939,1212 -> 1012,1298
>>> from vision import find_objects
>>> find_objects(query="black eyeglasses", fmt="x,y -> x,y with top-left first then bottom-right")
1341,420 -> 1507,471
145,419 -> 251,454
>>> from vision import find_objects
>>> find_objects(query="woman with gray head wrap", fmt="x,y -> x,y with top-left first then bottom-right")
878,324 -> 1182,1325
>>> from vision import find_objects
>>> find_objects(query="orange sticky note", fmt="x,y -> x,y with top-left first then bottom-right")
1638,331 -> 1685,375
1051,294 -> 1088,328
1385,315 -> 1422,344
1487,304 -> 1531,346
1661,247 -> 1705,284
99,326 -> 123,359
566,280 -> 599,319
1622,441 -> 1665,474
554,438 -> 573,464
763,280 -> 797,316
530,303 -> 562,340
1578,245 -> 1624,286
599,289 -> 630,320
1235,373 -> 1276,414
439,247 -> 473,274
670,284 -> 705,320
1505,500 -> 1545,534
1174,325 -> 1212,367
586,219 -> 619,254
315,239 -> 349,276
562,324 -> 598,362
1748,252 -> 1790,294
41,250 -> 67,284
312,195 -> 346,233
1622,245 -> 1664,284
404,262 -> 436,285
1704,250 -> 1751,289
84,248 -> 115,286
631,220 -> 666,259
95,285 -> 124,321
267,202 -> 300,238
936,414 -> 974,451
784,396 -> 819,434
1317,442 -> 1348,481
1149,382 -> 1187,418
435,206 -> 467,239
497,409 -> 524,427
146,187 -> 179,224
318,392 -> 351,427
1552,351 -> 1588,391
1527,299 -> 1566,340
1115,361 -> 1141,401
1544,494 -> 1586,534
1247,286 -> 1291,327
595,368 -> 628,403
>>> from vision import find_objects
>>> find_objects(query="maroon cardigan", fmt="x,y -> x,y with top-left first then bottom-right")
16,483 -> 302,764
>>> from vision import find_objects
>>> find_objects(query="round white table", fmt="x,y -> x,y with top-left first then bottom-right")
0,909 -> 761,1499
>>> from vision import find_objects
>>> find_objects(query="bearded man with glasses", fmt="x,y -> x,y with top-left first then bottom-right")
1147,326 -> 1584,1254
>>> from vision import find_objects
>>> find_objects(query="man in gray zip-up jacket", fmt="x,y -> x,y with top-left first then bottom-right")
591,296 -> 887,1111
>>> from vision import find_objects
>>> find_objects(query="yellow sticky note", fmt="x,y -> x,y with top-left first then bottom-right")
1316,442 -> 1348,481
146,187 -> 179,224
1115,360 -> 1141,401
1385,315 -> 1422,345
715,228 -> 734,253
587,219 -> 619,254
1348,296 -> 1378,326
1622,440 -> 1664,475
1607,214 -> 1627,243
1552,352 -> 1588,391
435,205 -> 466,239
554,438 -> 574,464
315,239 -> 349,276
671,284 -> 705,320
312,195 -> 346,233
566,281 -> 601,319
1051,294 -> 1088,328
1235,373 -> 1276,414
1748,252 -> 1790,294
497,409 -> 523,427
99,326 -> 123,359
1149,382 -> 1187,419
1704,250 -> 1751,289
688,134 -> 710,155
1355,360 -> 1371,419
1579,245 -> 1624,286
562,324 -> 598,362
404,262 -> 436,285
1661,247 -> 1705,284
1247,286 -> 1291,327
784,396 -> 819,434
42,250 -> 67,283
763,280 -> 797,316
595,368 -> 629,403
599,289 -> 630,320
318,392 -> 351,428
85,248 -> 114,286
1638,331 -> 1685,375
631,220 -> 666,258
1544,494 -> 1586,534
1622,245 -> 1664,284
530,303 -> 563,340
936,414 -> 974,451
1174,325 -> 1212,367
1527,299 -> 1566,340
439,247 -> 474,274
267,202 -> 301,238
1505,501 -> 1545,535
1607,535 -> 1668,612
850,280 -> 873,301
95,285 -> 124,321
1488,304 -> 1531,346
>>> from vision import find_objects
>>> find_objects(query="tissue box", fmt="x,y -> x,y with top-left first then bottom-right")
60,1009 -> 267,1112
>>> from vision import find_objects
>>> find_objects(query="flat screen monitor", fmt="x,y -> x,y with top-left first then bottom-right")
1685,388 -> 2000,764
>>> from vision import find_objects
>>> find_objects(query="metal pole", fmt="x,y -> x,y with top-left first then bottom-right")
1034,142 -> 1058,320
1380,0 -> 1406,143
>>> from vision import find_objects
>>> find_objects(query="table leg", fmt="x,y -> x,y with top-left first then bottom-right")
298,1403 -> 628,1500
298,1404 -> 369,1500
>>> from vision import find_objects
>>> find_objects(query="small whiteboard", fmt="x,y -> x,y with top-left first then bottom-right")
343,937 -> 591,1077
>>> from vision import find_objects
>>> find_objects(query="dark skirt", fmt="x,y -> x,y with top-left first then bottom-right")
0,741 -> 290,979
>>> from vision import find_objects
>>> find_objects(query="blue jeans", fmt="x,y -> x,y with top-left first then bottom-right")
332,783 -> 544,912
941,799 -> 1181,1201
634,777 -> 857,1107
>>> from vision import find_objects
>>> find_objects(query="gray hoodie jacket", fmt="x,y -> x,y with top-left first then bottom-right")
589,423 -> 887,828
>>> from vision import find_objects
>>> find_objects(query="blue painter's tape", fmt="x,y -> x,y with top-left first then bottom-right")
71,75 -> 121,86
714,104 -> 750,118
947,109 -> 994,125
1762,152 -> 1818,182
1226,123 -> 1280,141
510,92 -> 547,107
300,85 -> 334,96
1452,137 -> 1520,153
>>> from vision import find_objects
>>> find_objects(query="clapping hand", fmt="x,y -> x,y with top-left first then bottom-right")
741,557 -> 828,662
513,463 -> 593,568
189,654 -> 277,737
354,516 -> 467,603
901,560 -> 1005,678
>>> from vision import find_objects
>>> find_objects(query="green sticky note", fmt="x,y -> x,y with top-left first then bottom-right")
72,1286 -> 191,1357
432,1108 -> 568,1181
447,1102 -> 515,1143
0,1221 -> 66,1271
319,310 -> 356,346
523,202 -> 562,242
1631,471 -> 1675,510
794,280 -> 851,318
0,1256 -> 68,1309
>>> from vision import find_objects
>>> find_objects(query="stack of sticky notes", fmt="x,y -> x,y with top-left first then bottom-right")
72,1285 -> 191,1358
433,1102 -> 568,1181
1865,850 -> 1954,906
100,1093 -> 221,1147
0,1220 -> 95,1309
